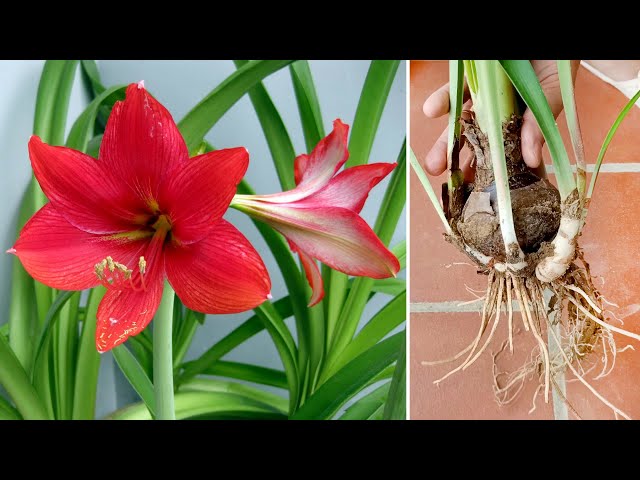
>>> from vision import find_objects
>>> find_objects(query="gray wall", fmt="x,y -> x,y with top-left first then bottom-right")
0,60 -> 406,418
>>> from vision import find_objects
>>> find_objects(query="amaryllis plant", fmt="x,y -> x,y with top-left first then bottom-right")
0,60 -> 406,421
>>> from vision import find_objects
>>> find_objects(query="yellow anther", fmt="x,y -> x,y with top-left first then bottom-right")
94,262 -> 105,280
106,256 -> 115,272
139,256 -> 147,274
114,262 -> 130,273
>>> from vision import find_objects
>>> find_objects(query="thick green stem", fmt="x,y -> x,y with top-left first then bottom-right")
473,60 -> 524,266
0,334 -> 49,420
154,281 -> 176,420
468,60 -> 517,136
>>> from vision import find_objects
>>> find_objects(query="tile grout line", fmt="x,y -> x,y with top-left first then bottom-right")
545,163 -> 640,173
410,301 -> 522,313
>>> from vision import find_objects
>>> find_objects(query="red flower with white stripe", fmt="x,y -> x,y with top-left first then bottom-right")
9,82 -> 271,352
232,119 -> 399,306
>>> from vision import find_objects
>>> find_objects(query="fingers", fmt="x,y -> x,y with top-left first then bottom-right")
423,81 -> 471,118
424,127 -> 448,175
521,60 -> 579,169
423,83 -> 451,118
423,98 -> 474,177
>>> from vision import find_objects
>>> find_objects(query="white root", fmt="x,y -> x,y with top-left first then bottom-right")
463,276 -> 505,370
433,272 -> 495,384
520,284 -> 550,403
565,284 -> 602,314
421,342 -> 473,366
506,275 -> 514,353
545,314 -> 631,420
536,215 -> 581,283
567,297 -> 640,342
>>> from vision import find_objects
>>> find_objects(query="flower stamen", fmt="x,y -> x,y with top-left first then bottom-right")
94,255 -> 148,292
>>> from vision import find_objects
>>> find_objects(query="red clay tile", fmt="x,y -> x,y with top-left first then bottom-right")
410,312 -> 553,420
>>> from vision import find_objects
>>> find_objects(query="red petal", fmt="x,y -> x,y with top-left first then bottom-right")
290,241 -> 324,307
261,205 -> 400,279
160,148 -> 248,244
240,119 -> 350,205
293,154 -> 309,185
100,83 -> 189,204
95,232 -> 166,352
294,119 -> 349,191
165,220 -> 271,314
11,204 -> 148,290
301,162 -> 396,213
29,136 -> 144,234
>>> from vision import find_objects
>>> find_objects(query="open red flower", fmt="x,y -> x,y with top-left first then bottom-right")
232,119 -> 399,306
9,82 -> 271,352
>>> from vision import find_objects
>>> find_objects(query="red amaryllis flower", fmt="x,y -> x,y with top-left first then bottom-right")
9,82 -> 271,352
232,119 -> 400,306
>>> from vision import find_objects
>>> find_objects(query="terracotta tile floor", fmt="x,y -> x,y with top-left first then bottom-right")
410,60 -> 640,420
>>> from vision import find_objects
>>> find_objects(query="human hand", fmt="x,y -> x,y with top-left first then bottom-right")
422,60 -> 580,180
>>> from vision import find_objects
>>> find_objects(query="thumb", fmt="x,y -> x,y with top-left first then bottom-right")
521,61 -> 573,169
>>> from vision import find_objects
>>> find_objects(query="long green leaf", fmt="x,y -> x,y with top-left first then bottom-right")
127,335 -> 153,379
340,382 -> 390,420
291,332 -> 403,420
447,60 -> 465,166
113,345 -> 155,418
346,60 -> 400,168
30,290 -> 75,378
33,61 -> 66,141
393,241 -> 406,270
181,378 -> 287,414
80,60 -> 106,95
0,395 -> 22,420
374,139 -> 407,245
325,291 -> 406,379
289,60 -> 325,151
410,147 -> 450,232
586,89 -> 640,203
499,60 -> 575,199
177,294 -> 293,385
53,292 -> 80,420
66,85 -> 126,151
0,334 -> 48,419
50,60 -> 79,146
233,59 -> 296,191
254,302 -> 299,413
202,361 -> 288,390
369,278 -> 407,296
173,309 -> 202,367
178,60 -> 294,153
108,391 -> 286,420
383,335 -> 406,420
557,60 -> 586,196
8,183 -> 36,371
72,287 -> 104,419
